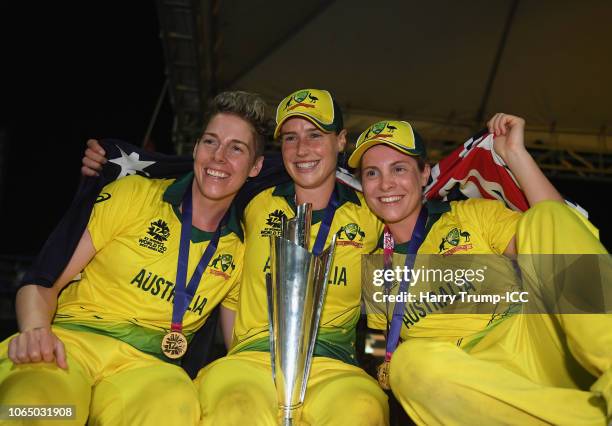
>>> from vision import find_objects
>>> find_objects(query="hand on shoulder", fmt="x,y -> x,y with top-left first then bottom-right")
82,139 -> 107,177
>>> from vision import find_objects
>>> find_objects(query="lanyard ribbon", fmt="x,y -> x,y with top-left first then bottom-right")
383,206 -> 428,362
171,183 -> 221,333
311,189 -> 339,256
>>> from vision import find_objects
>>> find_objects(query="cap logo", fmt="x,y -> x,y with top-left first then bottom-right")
284,90 -> 318,111
363,121 -> 397,143
372,122 -> 387,135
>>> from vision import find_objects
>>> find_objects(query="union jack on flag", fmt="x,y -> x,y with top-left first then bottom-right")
423,129 -> 586,216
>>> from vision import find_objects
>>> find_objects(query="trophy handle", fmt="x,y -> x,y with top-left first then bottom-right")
266,270 -> 276,384
299,233 -> 337,401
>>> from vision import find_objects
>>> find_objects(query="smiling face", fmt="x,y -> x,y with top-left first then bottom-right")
360,144 -> 430,226
192,112 -> 263,206
279,117 -> 346,192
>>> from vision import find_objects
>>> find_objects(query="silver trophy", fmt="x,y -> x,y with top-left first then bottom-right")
266,203 -> 336,426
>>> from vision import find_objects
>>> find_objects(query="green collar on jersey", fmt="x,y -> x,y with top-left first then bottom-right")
163,172 -> 244,242
375,199 -> 451,253
272,180 -> 361,223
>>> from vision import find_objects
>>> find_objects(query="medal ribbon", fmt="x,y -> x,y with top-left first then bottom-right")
171,182 -> 221,333
311,189 -> 339,256
383,207 -> 428,362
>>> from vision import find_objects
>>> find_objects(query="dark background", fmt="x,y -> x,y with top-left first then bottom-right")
0,2 -> 609,259
0,2 -> 173,258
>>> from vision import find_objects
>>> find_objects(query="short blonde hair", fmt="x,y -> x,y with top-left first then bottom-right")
204,91 -> 272,157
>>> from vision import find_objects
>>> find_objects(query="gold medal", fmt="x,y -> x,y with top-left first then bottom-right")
161,331 -> 188,359
377,360 -> 391,390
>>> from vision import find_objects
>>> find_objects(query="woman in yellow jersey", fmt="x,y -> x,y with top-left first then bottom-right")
349,114 -> 611,425
194,89 -> 389,426
0,92 -> 268,425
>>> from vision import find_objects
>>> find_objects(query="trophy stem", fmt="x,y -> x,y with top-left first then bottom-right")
278,405 -> 303,426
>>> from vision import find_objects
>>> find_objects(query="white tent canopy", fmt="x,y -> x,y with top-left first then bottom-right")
159,0 -> 612,177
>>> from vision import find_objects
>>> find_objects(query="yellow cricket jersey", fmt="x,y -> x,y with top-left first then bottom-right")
367,198 -> 521,347
231,181 -> 383,364
54,173 -> 244,360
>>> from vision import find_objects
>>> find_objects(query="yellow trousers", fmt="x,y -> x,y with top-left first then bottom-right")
390,201 -> 612,425
0,327 -> 200,426
195,351 -> 389,426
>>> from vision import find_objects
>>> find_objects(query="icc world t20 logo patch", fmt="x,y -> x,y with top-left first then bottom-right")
139,219 -> 170,253
260,209 -> 287,237
438,227 -> 472,256
209,254 -> 236,280
147,219 -> 170,242
284,90 -> 319,111
335,223 -> 365,248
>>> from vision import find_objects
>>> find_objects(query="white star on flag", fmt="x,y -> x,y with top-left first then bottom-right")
109,146 -> 156,178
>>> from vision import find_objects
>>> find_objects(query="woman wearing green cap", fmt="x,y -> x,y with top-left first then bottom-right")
192,88 -> 388,425
349,114 -> 611,425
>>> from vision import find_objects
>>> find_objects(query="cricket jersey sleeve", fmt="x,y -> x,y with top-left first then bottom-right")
220,243 -> 244,311
567,205 -> 600,239
220,275 -> 240,311
87,176 -> 144,251
463,199 -> 521,254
